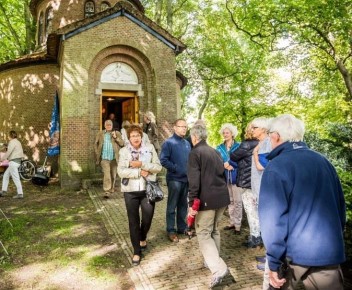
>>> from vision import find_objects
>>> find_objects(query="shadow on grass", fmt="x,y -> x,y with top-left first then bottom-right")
0,181 -> 134,290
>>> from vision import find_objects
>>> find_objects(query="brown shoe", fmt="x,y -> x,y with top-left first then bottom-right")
168,233 -> 179,243
103,192 -> 110,198
223,225 -> 235,230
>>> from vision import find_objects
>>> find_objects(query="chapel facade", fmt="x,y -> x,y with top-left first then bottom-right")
0,0 -> 187,188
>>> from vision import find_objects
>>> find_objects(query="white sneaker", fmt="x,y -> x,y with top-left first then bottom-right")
209,268 -> 229,288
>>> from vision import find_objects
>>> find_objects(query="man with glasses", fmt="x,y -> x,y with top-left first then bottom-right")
160,118 -> 191,242
259,114 -> 345,290
95,120 -> 124,198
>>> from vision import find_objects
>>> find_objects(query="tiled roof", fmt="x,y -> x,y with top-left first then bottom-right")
29,0 -> 145,15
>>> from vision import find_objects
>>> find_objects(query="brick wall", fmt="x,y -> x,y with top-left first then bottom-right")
0,64 -> 59,166
59,15 -> 180,188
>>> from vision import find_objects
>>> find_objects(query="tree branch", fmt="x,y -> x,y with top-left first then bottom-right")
0,2 -> 24,53
225,0 -> 265,49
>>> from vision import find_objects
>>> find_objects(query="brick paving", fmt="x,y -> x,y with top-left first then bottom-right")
88,185 -> 267,290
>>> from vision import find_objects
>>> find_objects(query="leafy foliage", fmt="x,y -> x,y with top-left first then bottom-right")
225,0 -> 352,101
0,0 -> 35,63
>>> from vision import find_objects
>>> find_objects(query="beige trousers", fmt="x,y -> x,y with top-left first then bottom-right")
100,159 -> 117,192
263,261 -> 344,290
283,263 -> 344,290
195,207 -> 228,276
227,184 -> 243,230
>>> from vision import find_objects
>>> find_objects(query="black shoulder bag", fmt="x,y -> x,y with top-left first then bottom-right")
143,177 -> 164,203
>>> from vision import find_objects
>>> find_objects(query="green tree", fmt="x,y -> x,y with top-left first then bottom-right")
225,0 -> 352,102
0,0 -> 35,63
143,0 -> 197,35
176,1 -> 277,144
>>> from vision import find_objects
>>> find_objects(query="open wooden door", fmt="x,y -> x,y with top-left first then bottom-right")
101,91 -> 139,129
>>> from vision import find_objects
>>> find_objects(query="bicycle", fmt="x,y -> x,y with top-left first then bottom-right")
0,159 -> 36,181
18,159 -> 36,181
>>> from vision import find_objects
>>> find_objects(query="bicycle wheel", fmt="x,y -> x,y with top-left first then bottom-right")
19,160 -> 36,181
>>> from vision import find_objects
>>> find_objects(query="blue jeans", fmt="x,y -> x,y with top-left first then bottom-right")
166,180 -> 188,234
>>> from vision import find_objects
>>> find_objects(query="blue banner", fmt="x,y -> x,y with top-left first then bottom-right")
47,92 -> 60,156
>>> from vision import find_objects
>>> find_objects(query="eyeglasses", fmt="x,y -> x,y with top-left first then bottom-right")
130,135 -> 141,138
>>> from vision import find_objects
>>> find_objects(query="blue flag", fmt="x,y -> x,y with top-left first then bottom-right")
48,92 -> 60,156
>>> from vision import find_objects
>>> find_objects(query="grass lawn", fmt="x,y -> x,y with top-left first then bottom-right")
0,180 -> 134,290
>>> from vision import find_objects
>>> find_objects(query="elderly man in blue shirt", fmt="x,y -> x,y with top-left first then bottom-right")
95,119 -> 124,198
259,114 -> 345,290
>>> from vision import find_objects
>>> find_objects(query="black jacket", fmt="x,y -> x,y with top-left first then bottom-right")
187,140 -> 230,211
230,139 -> 259,188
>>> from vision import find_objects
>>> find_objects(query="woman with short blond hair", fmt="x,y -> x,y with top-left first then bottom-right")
143,111 -> 160,152
231,122 -> 260,248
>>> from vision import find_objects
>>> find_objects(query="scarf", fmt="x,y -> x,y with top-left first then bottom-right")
217,141 -> 240,162
126,141 -> 148,161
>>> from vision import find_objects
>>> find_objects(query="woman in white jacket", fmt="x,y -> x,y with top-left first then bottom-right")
118,124 -> 162,266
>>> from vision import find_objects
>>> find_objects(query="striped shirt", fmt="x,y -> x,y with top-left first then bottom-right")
101,133 -> 114,161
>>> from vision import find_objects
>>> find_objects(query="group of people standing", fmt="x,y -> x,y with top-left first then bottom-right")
214,115 -> 345,290
95,112 -> 346,290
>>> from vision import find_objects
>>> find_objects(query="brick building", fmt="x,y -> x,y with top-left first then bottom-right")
0,0 -> 186,188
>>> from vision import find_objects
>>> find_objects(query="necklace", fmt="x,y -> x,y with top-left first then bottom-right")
225,140 -> 234,150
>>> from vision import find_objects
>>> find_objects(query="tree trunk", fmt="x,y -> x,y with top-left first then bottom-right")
336,59 -> 352,102
198,84 -> 210,119
155,0 -> 163,25
24,0 -> 35,54
166,0 -> 173,32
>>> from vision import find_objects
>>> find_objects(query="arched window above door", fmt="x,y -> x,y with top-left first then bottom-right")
84,1 -> 95,18
101,62 -> 138,84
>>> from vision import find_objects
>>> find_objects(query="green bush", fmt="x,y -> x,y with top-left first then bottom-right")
338,169 -> 352,222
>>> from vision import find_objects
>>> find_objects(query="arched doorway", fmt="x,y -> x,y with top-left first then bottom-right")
100,62 -> 140,129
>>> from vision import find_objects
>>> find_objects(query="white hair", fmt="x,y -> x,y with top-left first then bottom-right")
105,120 -> 113,126
121,120 -> 131,129
251,117 -> 271,130
219,123 -> 238,138
269,114 -> 305,142
145,111 -> 156,123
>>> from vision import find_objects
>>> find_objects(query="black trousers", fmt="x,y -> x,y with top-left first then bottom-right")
124,191 -> 155,255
